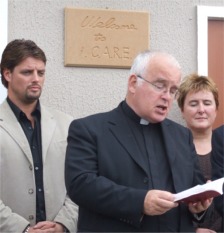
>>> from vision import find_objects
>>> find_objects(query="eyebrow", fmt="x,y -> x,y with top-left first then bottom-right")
189,99 -> 213,103
153,78 -> 179,88
153,77 -> 167,82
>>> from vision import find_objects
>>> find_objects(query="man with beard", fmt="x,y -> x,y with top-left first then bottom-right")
0,39 -> 78,233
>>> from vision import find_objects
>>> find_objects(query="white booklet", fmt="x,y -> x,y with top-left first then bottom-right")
174,177 -> 224,204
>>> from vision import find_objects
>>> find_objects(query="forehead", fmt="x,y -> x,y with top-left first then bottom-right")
186,90 -> 215,100
16,57 -> 45,69
147,56 -> 181,83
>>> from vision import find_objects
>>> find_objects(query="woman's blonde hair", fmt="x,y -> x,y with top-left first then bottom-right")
177,73 -> 219,111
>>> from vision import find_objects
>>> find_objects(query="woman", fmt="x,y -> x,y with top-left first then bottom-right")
177,73 -> 222,233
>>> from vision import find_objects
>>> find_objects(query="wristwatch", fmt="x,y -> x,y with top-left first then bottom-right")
23,225 -> 30,233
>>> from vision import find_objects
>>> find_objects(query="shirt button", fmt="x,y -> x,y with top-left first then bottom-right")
28,189 -> 34,194
35,166 -> 39,170
38,188 -> 42,192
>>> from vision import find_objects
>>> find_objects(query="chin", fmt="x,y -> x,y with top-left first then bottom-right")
151,116 -> 166,123
27,92 -> 41,98
25,95 -> 40,103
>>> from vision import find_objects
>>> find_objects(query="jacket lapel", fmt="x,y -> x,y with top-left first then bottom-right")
107,106 -> 149,175
161,120 -> 177,165
40,105 -> 56,163
161,120 -> 182,193
0,100 -> 33,164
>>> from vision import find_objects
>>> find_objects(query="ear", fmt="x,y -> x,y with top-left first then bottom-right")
3,69 -> 12,82
128,74 -> 138,94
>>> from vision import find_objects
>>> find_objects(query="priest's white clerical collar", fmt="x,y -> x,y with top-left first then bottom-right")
140,118 -> 149,125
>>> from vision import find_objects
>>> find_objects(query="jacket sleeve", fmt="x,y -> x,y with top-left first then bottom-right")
65,119 -> 147,228
0,199 -> 29,233
53,195 -> 78,233
211,127 -> 224,216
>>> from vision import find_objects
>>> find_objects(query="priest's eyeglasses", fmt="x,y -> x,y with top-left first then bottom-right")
137,75 -> 179,99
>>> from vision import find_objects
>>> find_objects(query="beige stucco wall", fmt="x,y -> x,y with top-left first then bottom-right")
7,0 -> 224,125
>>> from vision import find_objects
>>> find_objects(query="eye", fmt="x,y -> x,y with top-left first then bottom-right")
189,101 -> 198,107
21,70 -> 32,76
154,82 -> 165,90
204,101 -> 212,106
170,87 -> 178,94
38,71 -> 45,77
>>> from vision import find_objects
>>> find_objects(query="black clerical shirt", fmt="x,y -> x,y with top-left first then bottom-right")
7,97 -> 46,223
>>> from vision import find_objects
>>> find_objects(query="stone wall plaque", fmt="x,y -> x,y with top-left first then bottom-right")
64,7 -> 149,68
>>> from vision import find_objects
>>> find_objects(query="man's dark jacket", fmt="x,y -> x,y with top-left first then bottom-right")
65,102 -> 205,232
212,125 -> 224,232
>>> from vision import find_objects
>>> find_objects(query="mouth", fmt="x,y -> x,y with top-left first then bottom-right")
29,85 -> 41,91
157,105 -> 168,111
155,105 -> 168,115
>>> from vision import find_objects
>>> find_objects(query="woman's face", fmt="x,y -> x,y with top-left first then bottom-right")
182,90 -> 217,131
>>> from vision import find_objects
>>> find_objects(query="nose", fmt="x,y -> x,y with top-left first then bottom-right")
161,89 -> 173,100
198,104 -> 205,114
32,71 -> 40,81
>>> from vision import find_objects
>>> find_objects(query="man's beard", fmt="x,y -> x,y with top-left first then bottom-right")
24,91 -> 41,103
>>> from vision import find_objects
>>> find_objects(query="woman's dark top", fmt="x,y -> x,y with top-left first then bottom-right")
196,152 -> 222,232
